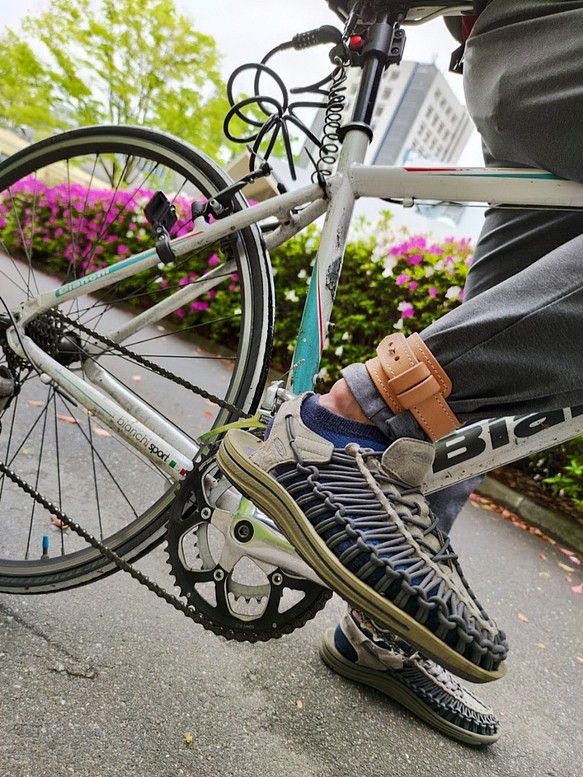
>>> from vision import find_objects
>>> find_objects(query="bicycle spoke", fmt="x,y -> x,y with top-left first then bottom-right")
0,125 -> 271,591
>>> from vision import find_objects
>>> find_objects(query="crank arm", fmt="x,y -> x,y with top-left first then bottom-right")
210,506 -> 326,587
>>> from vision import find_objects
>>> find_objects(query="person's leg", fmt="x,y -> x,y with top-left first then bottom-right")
218,0 -> 583,684
315,0 -> 583,717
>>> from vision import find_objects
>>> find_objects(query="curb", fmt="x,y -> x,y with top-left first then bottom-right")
476,475 -> 583,556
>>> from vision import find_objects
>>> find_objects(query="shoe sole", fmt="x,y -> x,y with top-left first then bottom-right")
319,628 -> 500,746
218,429 -> 507,685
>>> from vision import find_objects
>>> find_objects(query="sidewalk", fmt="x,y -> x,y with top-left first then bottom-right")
1,491 -> 581,777
477,475 -> 583,555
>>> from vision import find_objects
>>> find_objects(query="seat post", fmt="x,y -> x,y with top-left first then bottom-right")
339,4 -> 406,141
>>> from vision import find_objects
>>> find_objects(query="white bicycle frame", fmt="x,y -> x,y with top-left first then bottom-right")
9,146 -> 583,495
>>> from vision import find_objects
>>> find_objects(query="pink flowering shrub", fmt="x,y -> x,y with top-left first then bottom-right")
268,215 -> 472,385
0,177 -> 221,320
0,185 -> 472,389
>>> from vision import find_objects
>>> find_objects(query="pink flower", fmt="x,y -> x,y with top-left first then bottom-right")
190,301 -> 209,312
395,273 -> 409,286
409,281 -> 418,291
117,244 -> 129,255
428,287 -> 438,298
407,254 -> 423,266
207,253 -> 220,267
398,301 -> 415,318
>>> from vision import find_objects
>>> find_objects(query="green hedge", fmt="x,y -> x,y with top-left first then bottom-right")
2,179 -> 581,512
0,181 -> 471,385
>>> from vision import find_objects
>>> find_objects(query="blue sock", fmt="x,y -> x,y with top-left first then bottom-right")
299,394 -> 388,451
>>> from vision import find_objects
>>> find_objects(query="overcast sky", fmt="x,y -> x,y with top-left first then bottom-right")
0,0 -> 480,161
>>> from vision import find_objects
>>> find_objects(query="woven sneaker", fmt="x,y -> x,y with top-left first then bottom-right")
218,393 -> 508,683
321,609 -> 501,746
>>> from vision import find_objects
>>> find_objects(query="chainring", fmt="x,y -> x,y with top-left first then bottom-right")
166,451 -> 332,641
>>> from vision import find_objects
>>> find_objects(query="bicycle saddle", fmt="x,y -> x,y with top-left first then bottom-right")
327,1 -> 475,24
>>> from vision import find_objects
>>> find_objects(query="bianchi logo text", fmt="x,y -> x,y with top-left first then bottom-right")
55,267 -> 112,297
116,418 -> 170,463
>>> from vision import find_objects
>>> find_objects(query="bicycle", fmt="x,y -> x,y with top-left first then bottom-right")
1,0 -> 583,644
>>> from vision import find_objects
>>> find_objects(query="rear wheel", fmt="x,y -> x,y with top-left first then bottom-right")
0,125 -> 273,592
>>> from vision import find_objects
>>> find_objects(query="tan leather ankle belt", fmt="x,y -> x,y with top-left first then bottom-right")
365,333 -> 461,441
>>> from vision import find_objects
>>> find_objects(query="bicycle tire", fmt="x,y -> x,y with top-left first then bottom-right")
0,125 -> 273,592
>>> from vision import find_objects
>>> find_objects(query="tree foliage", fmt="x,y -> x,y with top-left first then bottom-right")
0,0 -> 237,161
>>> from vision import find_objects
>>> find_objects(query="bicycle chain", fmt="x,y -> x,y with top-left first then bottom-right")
0,460 -> 329,641
2,309 -> 328,641
47,308 -> 252,421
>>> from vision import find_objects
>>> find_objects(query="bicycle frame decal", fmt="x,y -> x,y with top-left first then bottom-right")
54,248 -> 158,298
426,406 -> 583,492
403,167 -> 561,181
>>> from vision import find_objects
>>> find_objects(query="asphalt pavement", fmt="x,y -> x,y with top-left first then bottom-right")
1,492 -> 582,777
0,253 -> 582,775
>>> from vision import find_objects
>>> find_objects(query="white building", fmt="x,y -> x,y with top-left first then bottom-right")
303,60 -> 472,168
357,60 -> 472,166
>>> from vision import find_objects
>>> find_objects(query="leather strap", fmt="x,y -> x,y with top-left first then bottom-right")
365,333 -> 461,441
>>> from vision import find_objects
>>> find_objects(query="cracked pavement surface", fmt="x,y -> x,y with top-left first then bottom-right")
1,499 -> 581,777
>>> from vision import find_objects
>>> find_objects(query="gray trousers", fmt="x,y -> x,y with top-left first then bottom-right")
345,0 -> 583,532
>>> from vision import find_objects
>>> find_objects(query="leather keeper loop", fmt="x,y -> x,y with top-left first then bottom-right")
388,362 -> 430,395
396,375 -> 441,410
365,333 -> 461,441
